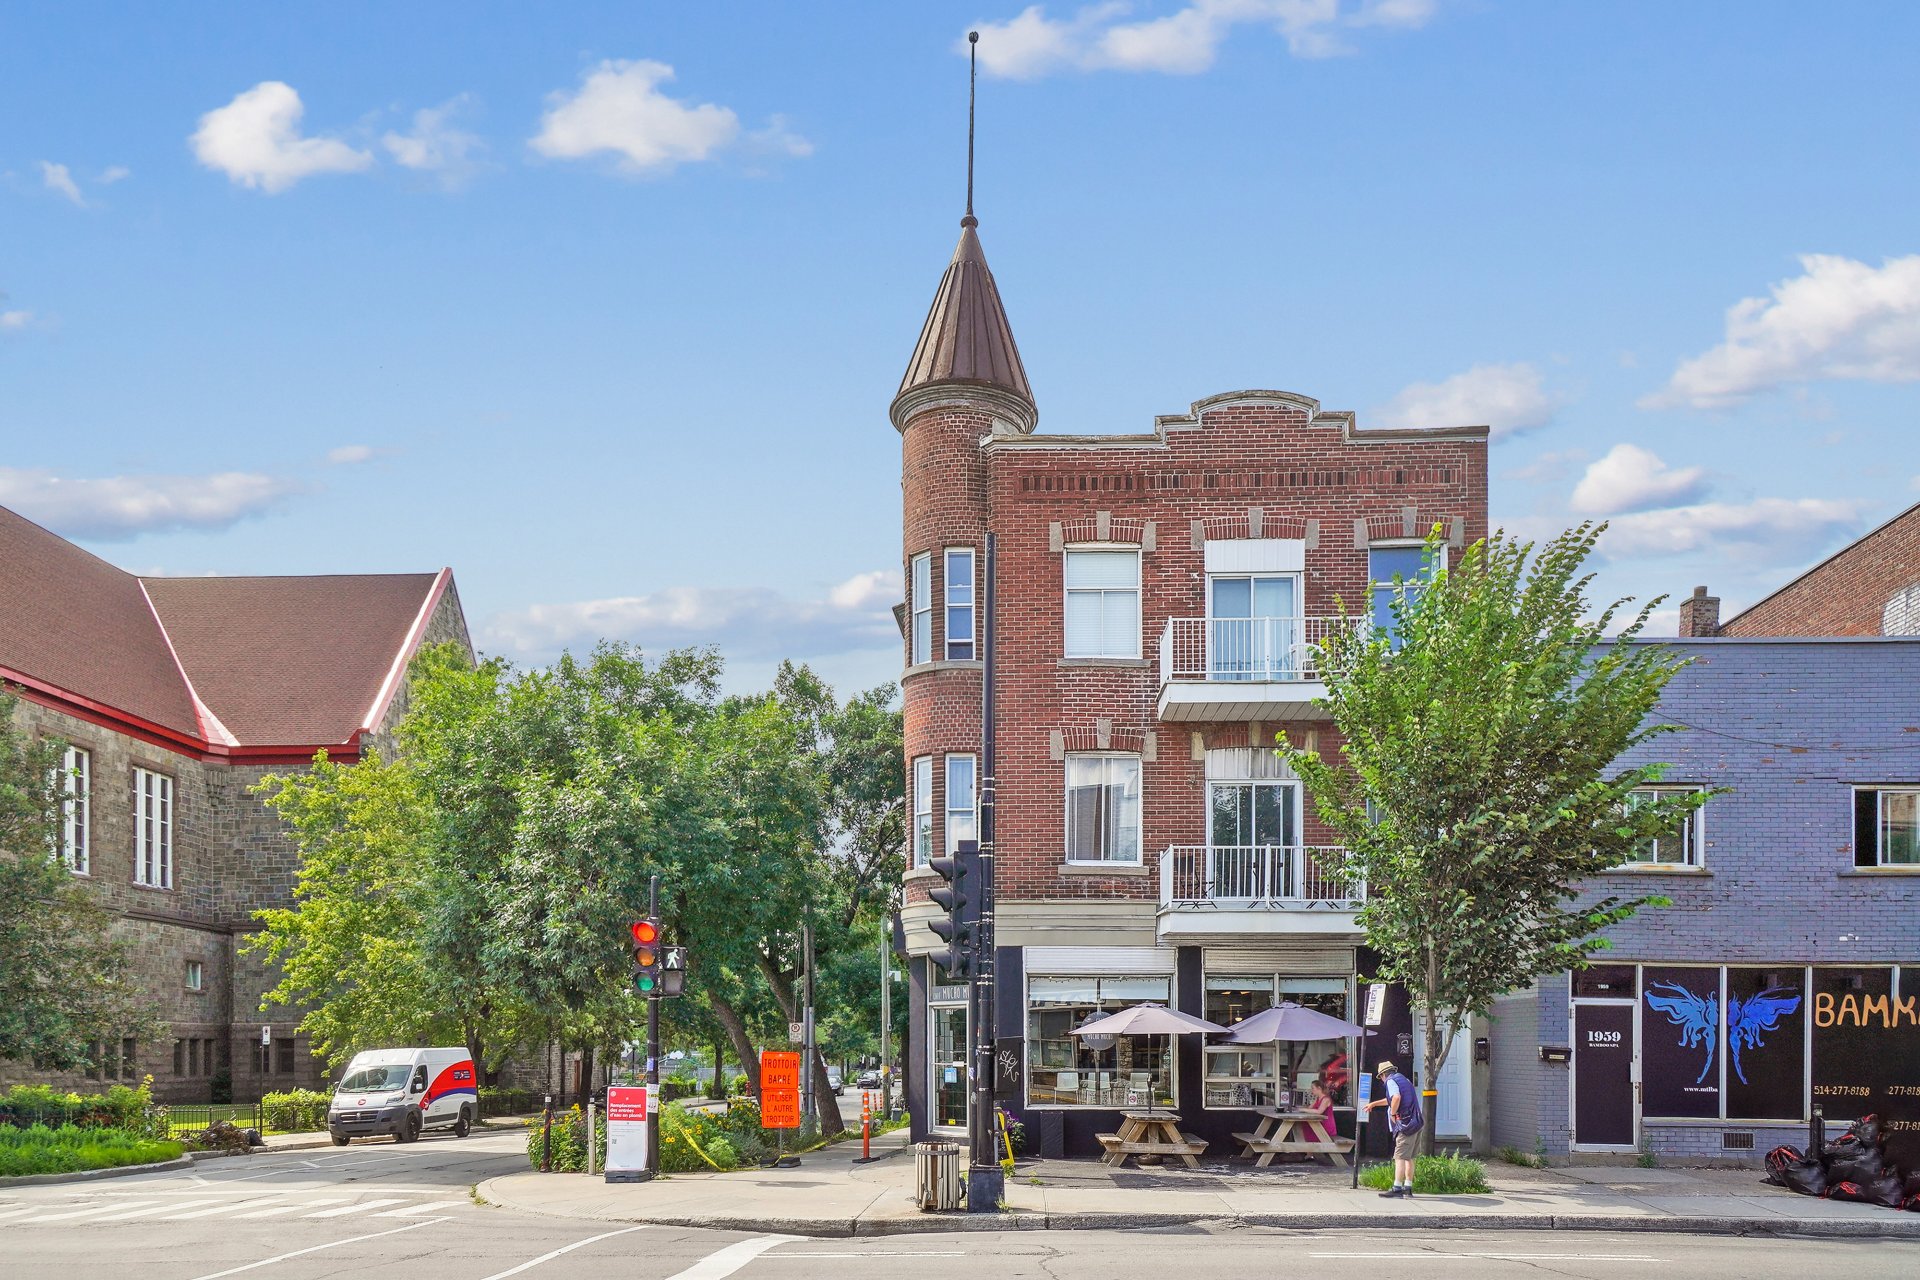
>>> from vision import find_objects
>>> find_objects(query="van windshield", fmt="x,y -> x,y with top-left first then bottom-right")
337,1066 -> 411,1093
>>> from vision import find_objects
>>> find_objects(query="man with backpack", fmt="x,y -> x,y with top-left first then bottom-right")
1363,1059 -> 1423,1197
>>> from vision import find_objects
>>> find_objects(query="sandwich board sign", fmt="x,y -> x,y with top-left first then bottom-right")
603,1085 -> 649,1182
760,1050 -> 802,1129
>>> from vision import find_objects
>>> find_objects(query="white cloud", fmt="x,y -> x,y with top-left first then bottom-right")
0,310 -> 32,332
746,114 -> 815,159
1646,254 -> 1920,409
531,60 -> 743,175
483,570 -> 903,663
1374,362 -> 1555,440
98,166 -> 131,184
383,96 -> 485,183
1569,444 -> 1710,516
325,444 -> 377,465
38,161 -> 85,206
191,81 -> 373,193
0,468 -> 300,539
1598,497 -> 1861,562
969,0 -> 1434,79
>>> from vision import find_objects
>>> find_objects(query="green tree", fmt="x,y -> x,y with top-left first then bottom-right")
1281,525 -> 1707,1152
0,694 -> 156,1067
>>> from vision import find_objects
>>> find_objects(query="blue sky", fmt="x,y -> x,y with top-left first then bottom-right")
5,2 -> 1917,695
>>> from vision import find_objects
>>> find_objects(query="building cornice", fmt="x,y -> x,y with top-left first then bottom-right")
890,382 -> 1038,435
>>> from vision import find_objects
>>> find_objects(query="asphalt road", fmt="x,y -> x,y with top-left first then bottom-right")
3,1131 -> 1916,1279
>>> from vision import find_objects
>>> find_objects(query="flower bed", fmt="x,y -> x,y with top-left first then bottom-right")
0,1124 -> 184,1178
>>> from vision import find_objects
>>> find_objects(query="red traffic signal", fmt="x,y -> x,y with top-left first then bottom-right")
631,918 -> 663,993
630,920 -> 659,946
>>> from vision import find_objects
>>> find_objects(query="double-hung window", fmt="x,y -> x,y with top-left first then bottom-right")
1063,549 -> 1140,658
1368,544 -> 1434,648
133,767 -> 173,889
1625,786 -> 1703,866
912,757 -> 934,867
1065,753 -> 1142,863
945,754 -> 977,854
1855,787 -> 1920,867
945,548 -> 976,661
910,553 -> 933,665
56,745 -> 90,874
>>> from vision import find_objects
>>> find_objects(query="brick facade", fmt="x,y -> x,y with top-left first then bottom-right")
1717,500 -> 1920,637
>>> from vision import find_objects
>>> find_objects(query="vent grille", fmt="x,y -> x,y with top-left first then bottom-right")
1721,1132 -> 1755,1150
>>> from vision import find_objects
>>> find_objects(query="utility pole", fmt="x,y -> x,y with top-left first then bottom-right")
967,530 -> 1003,1212
645,873 -> 661,1178
878,912 -> 892,1116
801,916 -> 817,1133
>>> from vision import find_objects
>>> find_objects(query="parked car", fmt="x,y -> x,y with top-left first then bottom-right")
855,1069 -> 882,1091
826,1067 -> 844,1095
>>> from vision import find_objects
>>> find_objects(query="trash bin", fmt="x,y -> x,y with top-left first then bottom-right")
914,1140 -> 964,1211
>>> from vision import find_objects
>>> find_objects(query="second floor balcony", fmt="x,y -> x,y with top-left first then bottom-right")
1158,843 -> 1366,937
1156,616 -> 1353,721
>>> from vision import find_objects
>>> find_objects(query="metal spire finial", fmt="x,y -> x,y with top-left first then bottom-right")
964,30 -> 978,227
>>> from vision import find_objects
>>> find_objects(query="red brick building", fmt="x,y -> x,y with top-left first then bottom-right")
1678,500 -> 1920,638
894,213 -> 1489,1158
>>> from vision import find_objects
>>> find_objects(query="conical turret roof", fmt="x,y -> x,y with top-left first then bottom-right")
892,217 -> 1036,431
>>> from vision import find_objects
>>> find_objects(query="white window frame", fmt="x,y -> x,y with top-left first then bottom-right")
57,745 -> 90,875
910,553 -> 933,666
1063,751 -> 1143,865
1623,786 -> 1705,868
1062,546 -> 1141,659
944,547 -> 976,661
912,756 -> 934,868
945,753 -> 977,855
133,766 -> 173,889
1857,785 -> 1920,867
185,960 -> 204,993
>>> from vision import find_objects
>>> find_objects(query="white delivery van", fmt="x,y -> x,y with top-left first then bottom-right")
327,1047 -> 477,1145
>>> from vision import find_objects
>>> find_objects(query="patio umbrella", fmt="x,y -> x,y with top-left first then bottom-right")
1069,1004 -> 1228,1113
1222,1002 -> 1374,1110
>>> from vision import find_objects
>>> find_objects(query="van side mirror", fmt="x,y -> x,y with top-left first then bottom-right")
411,1077 -> 427,1093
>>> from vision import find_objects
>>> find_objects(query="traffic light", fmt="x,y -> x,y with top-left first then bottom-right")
926,840 -> 975,978
631,918 -> 662,993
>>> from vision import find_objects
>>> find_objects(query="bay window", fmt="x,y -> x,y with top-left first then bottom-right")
945,754 -> 976,854
945,548 -> 975,661
912,756 -> 933,867
910,552 -> 932,665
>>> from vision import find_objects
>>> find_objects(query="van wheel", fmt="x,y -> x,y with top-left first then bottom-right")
330,1133 -> 350,1147
396,1113 -> 421,1143
453,1108 -> 471,1138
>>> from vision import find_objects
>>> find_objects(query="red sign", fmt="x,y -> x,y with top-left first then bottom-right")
606,1086 -> 649,1124
760,1050 -> 802,1129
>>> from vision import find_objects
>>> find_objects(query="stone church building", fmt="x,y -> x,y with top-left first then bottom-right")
0,502 -> 470,1102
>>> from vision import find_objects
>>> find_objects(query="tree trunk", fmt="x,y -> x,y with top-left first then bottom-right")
1420,949 -> 1443,1157
711,1036 -> 726,1099
708,993 -> 759,1096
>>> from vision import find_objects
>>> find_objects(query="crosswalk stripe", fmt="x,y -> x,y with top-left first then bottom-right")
160,1198 -> 285,1220
0,1204 -> 44,1219
87,1200 -> 222,1223
13,1201 -> 161,1224
304,1198 -> 405,1217
665,1235 -> 806,1280
232,1198 -> 346,1219
374,1200 -> 467,1217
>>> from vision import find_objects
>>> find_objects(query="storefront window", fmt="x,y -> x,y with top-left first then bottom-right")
931,1004 -> 968,1129
1202,974 -> 1352,1108
1725,966 -> 1805,1121
1026,975 -> 1174,1108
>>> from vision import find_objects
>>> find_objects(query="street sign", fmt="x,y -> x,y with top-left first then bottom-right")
260,1026 -> 271,1047
760,1050 -> 802,1129
1363,983 -> 1386,1027
604,1085 -> 650,1180
787,1021 -> 805,1043
1357,1071 -> 1373,1107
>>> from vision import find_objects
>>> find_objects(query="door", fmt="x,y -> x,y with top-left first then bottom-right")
931,1005 -> 969,1131
1209,575 -> 1298,679
1414,1022 -> 1472,1140
1208,781 -> 1298,897
1572,1002 -> 1637,1150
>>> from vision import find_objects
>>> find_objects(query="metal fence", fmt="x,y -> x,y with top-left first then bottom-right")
1159,616 -> 1357,684
160,1104 -> 262,1136
477,1090 -> 541,1119
1160,844 -> 1364,907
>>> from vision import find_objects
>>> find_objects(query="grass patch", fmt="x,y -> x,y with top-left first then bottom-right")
1359,1152 -> 1491,1195
1496,1144 -> 1546,1169
0,1124 -> 184,1178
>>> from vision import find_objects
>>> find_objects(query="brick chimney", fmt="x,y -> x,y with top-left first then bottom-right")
1678,585 -> 1720,637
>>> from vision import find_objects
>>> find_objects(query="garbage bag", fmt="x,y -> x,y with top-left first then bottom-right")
1824,1147 -> 1886,1187
1780,1157 -> 1828,1198
1861,1171 -> 1907,1209
1764,1144 -> 1802,1186
1826,1180 -> 1870,1202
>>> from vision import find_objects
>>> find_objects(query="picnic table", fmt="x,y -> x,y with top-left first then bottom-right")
1232,1105 -> 1355,1168
1095,1110 -> 1208,1169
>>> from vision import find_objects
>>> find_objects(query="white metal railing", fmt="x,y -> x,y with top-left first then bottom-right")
1158,616 -> 1355,684
1159,844 -> 1364,908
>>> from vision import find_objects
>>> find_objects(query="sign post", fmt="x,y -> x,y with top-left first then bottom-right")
760,1049 -> 802,1168
1352,1069 -> 1373,1189
603,1085 -> 650,1183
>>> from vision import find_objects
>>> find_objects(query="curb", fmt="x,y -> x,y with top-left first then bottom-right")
471,1180 -> 1920,1242
0,1156 -> 194,1187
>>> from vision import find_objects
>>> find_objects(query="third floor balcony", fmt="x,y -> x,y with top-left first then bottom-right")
1156,616 -> 1355,721
1158,843 -> 1365,937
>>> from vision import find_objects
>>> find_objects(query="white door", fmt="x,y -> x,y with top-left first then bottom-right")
1414,1021 -> 1471,1140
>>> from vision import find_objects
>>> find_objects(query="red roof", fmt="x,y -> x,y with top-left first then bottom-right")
0,503 -> 457,753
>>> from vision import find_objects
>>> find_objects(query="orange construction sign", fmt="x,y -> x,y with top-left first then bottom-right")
760,1050 -> 802,1129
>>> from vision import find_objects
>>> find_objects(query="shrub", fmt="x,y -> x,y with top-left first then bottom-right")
210,1068 -> 233,1105
1358,1152 -> 1490,1195
260,1089 -> 330,1133
523,1106 -> 605,1173
0,1124 -> 183,1178
661,1101 -> 737,1172
0,1080 -> 164,1138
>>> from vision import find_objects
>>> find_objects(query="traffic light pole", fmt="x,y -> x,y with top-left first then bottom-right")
968,531 -> 1003,1213
645,873 -> 661,1179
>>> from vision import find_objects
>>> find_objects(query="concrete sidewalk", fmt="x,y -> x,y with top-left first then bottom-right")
476,1130 -> 1920,1240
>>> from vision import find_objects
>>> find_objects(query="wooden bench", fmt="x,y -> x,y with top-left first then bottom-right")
1234,1133 -> 1355,1167
1096,1132 -> 1209,1167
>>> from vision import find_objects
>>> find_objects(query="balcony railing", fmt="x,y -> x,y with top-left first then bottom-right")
1159,844 -> 1364,909
1158,616 -> 1355,685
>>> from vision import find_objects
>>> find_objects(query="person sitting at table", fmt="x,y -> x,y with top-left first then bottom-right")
1297,1079 -> 1336,1143
1316,1050 -> 1350,1104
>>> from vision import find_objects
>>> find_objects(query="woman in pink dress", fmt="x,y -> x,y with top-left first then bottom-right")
1299,1079 -> 1337,1146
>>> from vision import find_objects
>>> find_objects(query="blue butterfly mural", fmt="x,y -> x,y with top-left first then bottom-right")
1644,981 -> 1801,1085
1645,981 -> 1718,1084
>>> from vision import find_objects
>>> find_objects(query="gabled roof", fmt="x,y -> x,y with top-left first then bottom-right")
0,502 -> 459,756
893,218 -> 1035,429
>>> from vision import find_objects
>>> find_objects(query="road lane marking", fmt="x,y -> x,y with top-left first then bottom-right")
770,1252 -> 967,1258
475,1225 -> 651,1280
666,1235 -> 806,1280
1308,1254 -> 1665,1262
374,1200 -> 467,1217
183,1216 -> 451,1280
231,1199 -> 347,1218
160,1198 -> 286,1220
82,1200 -> 225,1222
11,1200 -> 163,1224
303,1197 -> 405,1217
